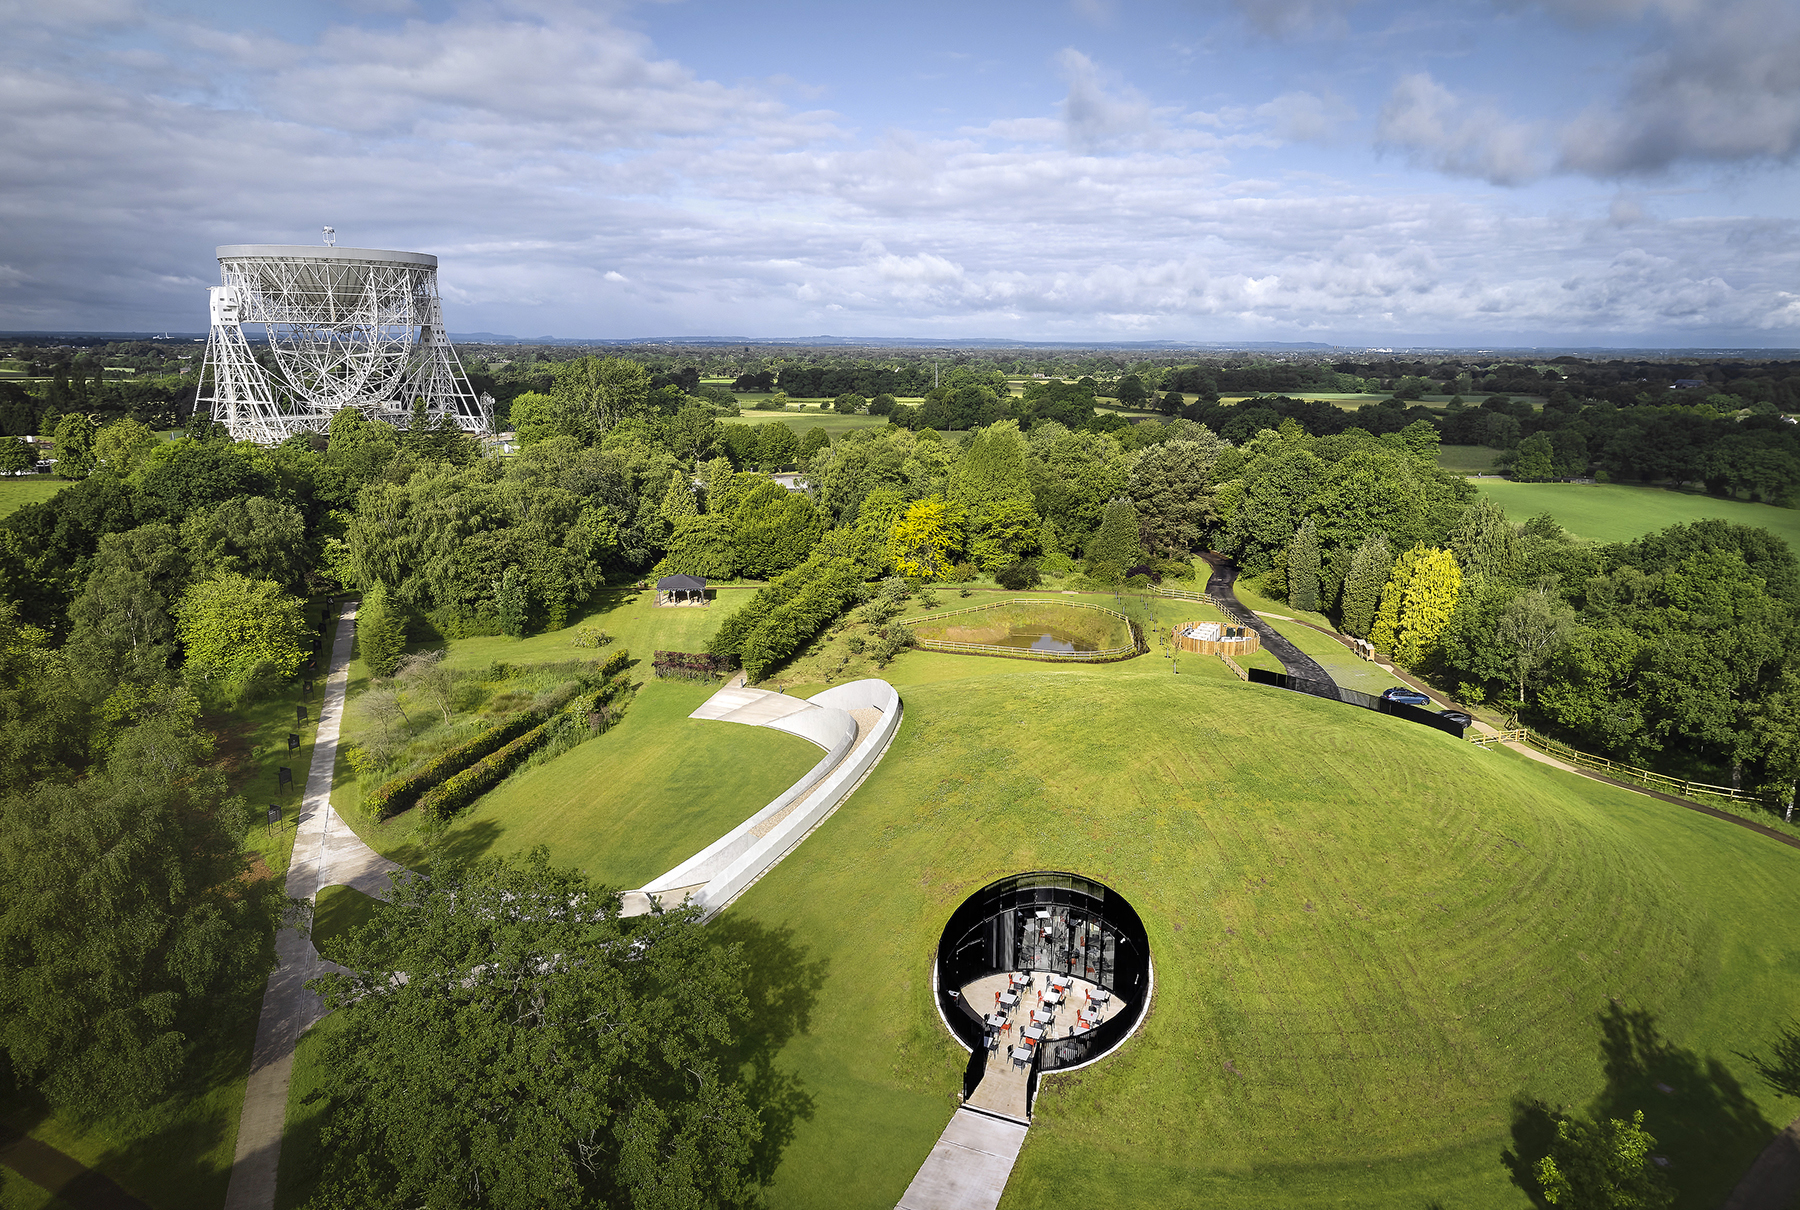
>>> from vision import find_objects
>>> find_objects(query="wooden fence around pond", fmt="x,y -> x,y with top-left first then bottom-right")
903,598 -> 1139,663
1152,586 -> 1223,607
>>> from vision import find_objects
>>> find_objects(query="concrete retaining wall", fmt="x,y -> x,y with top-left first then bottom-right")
637,679 -> 902,918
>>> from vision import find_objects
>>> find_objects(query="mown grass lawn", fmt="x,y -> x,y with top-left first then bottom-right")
0,476 -> 65,519
356,678 -> 823,887
1474,480 -> 1800,552
721,650 -> 1800,1209
290,583 -> 1800,1210
1439,443 -> 1503,473
726,408 -> 898,436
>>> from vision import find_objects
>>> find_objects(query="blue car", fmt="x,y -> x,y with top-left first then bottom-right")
1380,686 -> 1431,707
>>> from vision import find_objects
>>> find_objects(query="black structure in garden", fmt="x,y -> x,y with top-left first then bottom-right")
654,573 -> 707,605
937,871 -> 1152,1092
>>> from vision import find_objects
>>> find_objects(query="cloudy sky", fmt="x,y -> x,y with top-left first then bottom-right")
5,0 -> 1800,345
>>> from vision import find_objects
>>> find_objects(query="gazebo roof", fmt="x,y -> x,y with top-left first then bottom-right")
656,573 -> 708,591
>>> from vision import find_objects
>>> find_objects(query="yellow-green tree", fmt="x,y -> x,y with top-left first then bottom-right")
1369,544 -> 1462,664
93,418 -> 161,477
176,572 -> 310,699
889,497 -> 962,579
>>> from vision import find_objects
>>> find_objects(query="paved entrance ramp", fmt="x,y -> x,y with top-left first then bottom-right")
896,1108 -> 1029,1210
1203,554 -> 1337,690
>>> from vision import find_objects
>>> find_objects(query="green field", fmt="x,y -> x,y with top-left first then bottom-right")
0,477 -> 63,518
1474,480 -> 1800,551
359,678 -> 823,887
1439,443 -> 1503,473
307,637 -> 1800,1208
727,409 -> 896,436
723,654 -> 1800,1209
285,582 -> 1800,1210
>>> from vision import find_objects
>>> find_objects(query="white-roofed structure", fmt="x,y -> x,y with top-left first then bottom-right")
195,241 -> 492,444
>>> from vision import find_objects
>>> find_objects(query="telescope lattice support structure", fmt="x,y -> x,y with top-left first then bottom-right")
196,243 -> 492,445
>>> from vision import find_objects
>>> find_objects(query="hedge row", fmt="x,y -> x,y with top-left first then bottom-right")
593,647 -> 632,680
369,709 -> 542,820
653,650 -> 738,680
707,573 -> 806,658
419,668 -> 637,821
417,721 -> 556,821
369,648 -> 634,820
740,559 -> 865,682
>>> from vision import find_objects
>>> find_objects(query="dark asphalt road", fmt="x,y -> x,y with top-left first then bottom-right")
1201,557 -> 1339,694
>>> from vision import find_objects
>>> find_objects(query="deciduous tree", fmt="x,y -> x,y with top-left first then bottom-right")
1535,1109 -> 1671,1210
0,694 -> 281,1115
175,573 -> 310,699
305,851 -> 764,1209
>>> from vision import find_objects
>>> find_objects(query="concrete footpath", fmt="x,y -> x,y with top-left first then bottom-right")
222,601 -> 395,1210
896,1108 -> 1029,1210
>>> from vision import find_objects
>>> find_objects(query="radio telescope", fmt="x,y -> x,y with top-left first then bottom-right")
195,242 -> 492,444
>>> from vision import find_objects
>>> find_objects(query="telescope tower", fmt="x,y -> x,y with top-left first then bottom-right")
195,241 -> 492,444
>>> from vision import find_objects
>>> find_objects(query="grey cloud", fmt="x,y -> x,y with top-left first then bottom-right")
1555,0 -> 1800,174
1057,49 -> 1153,154
1377,73 -> 1547,185
1227,0 -> 1360,38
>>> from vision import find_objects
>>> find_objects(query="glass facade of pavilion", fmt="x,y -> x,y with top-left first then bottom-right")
936,870 -> 1150,1072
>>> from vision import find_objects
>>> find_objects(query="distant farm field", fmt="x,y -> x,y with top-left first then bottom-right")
728,407 -> 896,436
1438,443 -> 1502,473
0,476 -> 64,518
1474,480 -> 1800,552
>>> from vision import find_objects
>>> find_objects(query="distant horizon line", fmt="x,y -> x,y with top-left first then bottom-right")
3,329 -> 1799,358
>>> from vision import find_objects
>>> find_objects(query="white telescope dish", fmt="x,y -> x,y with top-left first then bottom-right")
195,243 -> 491,444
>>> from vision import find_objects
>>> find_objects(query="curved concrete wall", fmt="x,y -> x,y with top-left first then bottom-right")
635,679 -> 902,918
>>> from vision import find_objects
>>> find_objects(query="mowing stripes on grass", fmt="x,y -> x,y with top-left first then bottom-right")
717,656 -> 1797,1210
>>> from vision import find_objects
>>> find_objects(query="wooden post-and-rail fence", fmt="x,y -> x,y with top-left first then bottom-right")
1474,727 -> 1778,808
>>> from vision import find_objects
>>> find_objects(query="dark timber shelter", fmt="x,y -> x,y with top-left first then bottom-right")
655,573 -> 708,607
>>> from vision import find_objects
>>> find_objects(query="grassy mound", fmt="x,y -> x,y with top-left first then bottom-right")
909,600 -> 1131,651
718,652 -> 1800,1209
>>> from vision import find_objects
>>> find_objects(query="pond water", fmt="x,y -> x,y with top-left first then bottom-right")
990,627 -> 1093,654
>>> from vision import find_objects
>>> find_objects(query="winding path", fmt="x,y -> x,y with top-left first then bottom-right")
1200,555 -> 1338,692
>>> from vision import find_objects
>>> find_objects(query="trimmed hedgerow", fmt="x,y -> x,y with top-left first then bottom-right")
417,722 -> 556,821
368,710 -> 542,820
369,648 -> 635,820
739,559 -> 865,682
417,659 -> 641,821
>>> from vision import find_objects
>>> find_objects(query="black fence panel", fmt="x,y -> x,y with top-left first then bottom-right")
1248,669 -> 1465,737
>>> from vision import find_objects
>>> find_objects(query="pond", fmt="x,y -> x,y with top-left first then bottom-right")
988,627 -> 1093,654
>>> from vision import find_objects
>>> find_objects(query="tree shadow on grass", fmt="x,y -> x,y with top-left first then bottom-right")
1592,1004 -> 1773,1207
381,815 -> 501,874
0,964 -> 269,1209
1501,1004 -> 1775,1210
707,915 -> 830,1189
1500,1095 -> 1563,1209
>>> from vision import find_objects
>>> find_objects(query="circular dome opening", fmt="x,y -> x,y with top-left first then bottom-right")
935,871 -> 1152,1100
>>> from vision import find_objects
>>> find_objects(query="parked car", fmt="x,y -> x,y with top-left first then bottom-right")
1437,710 -> 1473,728
1379,686 -> 1431,707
